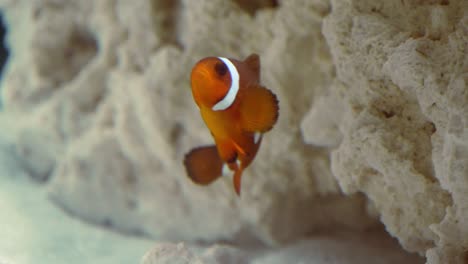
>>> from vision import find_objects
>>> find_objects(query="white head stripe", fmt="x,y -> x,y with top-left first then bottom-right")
212,57 -> 240,111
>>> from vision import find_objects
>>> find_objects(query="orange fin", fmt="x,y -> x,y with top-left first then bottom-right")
233,168 -> 243,196
240,85 -> 279,133
244,54 -> 260,80
184,145 -> 223,185
213,137 -> 238,163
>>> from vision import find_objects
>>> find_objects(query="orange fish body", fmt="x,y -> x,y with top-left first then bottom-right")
184,54 -> 279,195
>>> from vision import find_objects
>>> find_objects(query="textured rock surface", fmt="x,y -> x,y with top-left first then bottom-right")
0,0 -> 466,263
141,243 -> 250,264
0,0 -> 374,246
302,0 -> 467,263
141,231 -> 423,264
141,243 -> 203,264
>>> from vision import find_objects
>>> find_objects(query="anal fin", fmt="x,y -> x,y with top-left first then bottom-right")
240,85 -> 279,133
184,145 -> 223,185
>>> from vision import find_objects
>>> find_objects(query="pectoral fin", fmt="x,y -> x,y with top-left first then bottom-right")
240,85 -> 279,133
184,145 -> 223,185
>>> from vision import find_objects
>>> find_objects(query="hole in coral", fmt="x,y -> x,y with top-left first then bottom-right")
169,122 -> 184,145
34,24 -> 98,87
0,12 -> 8,78
123,173 -> 138,188
401,0 -> 450,6
102,218 -> 113,228
233,0 -> 279,15
0,12 -> 8,109
63,27 -> 98,77
424,122 -> 437,134
382,110 -> 396,118
150,0 -> 183,48
410,30 -> 425,39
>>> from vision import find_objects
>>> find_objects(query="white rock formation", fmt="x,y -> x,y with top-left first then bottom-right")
0,114 -> 423,264
304,0 -> 468,263
0,0 -> 466,263
141,231 -> 423,264
0,0 -> 375,245
141,243 -> 250,264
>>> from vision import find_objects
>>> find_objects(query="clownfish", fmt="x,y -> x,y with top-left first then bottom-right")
184,54 -> 279,195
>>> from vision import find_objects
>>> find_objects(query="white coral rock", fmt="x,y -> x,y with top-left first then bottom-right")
0,0 -> 375,247
302,0 -> 468,262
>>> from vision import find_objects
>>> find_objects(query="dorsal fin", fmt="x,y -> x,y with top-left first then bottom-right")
244,54 -> 260,80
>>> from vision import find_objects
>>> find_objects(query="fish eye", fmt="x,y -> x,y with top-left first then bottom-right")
214,62 -> 228,77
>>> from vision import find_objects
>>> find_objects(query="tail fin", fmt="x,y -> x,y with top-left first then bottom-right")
184,145 -> 223,185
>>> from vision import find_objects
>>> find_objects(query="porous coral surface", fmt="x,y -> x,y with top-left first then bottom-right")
315,0 -> 467,262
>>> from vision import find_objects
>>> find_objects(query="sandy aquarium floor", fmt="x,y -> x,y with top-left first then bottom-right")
0,119 -> 154,264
